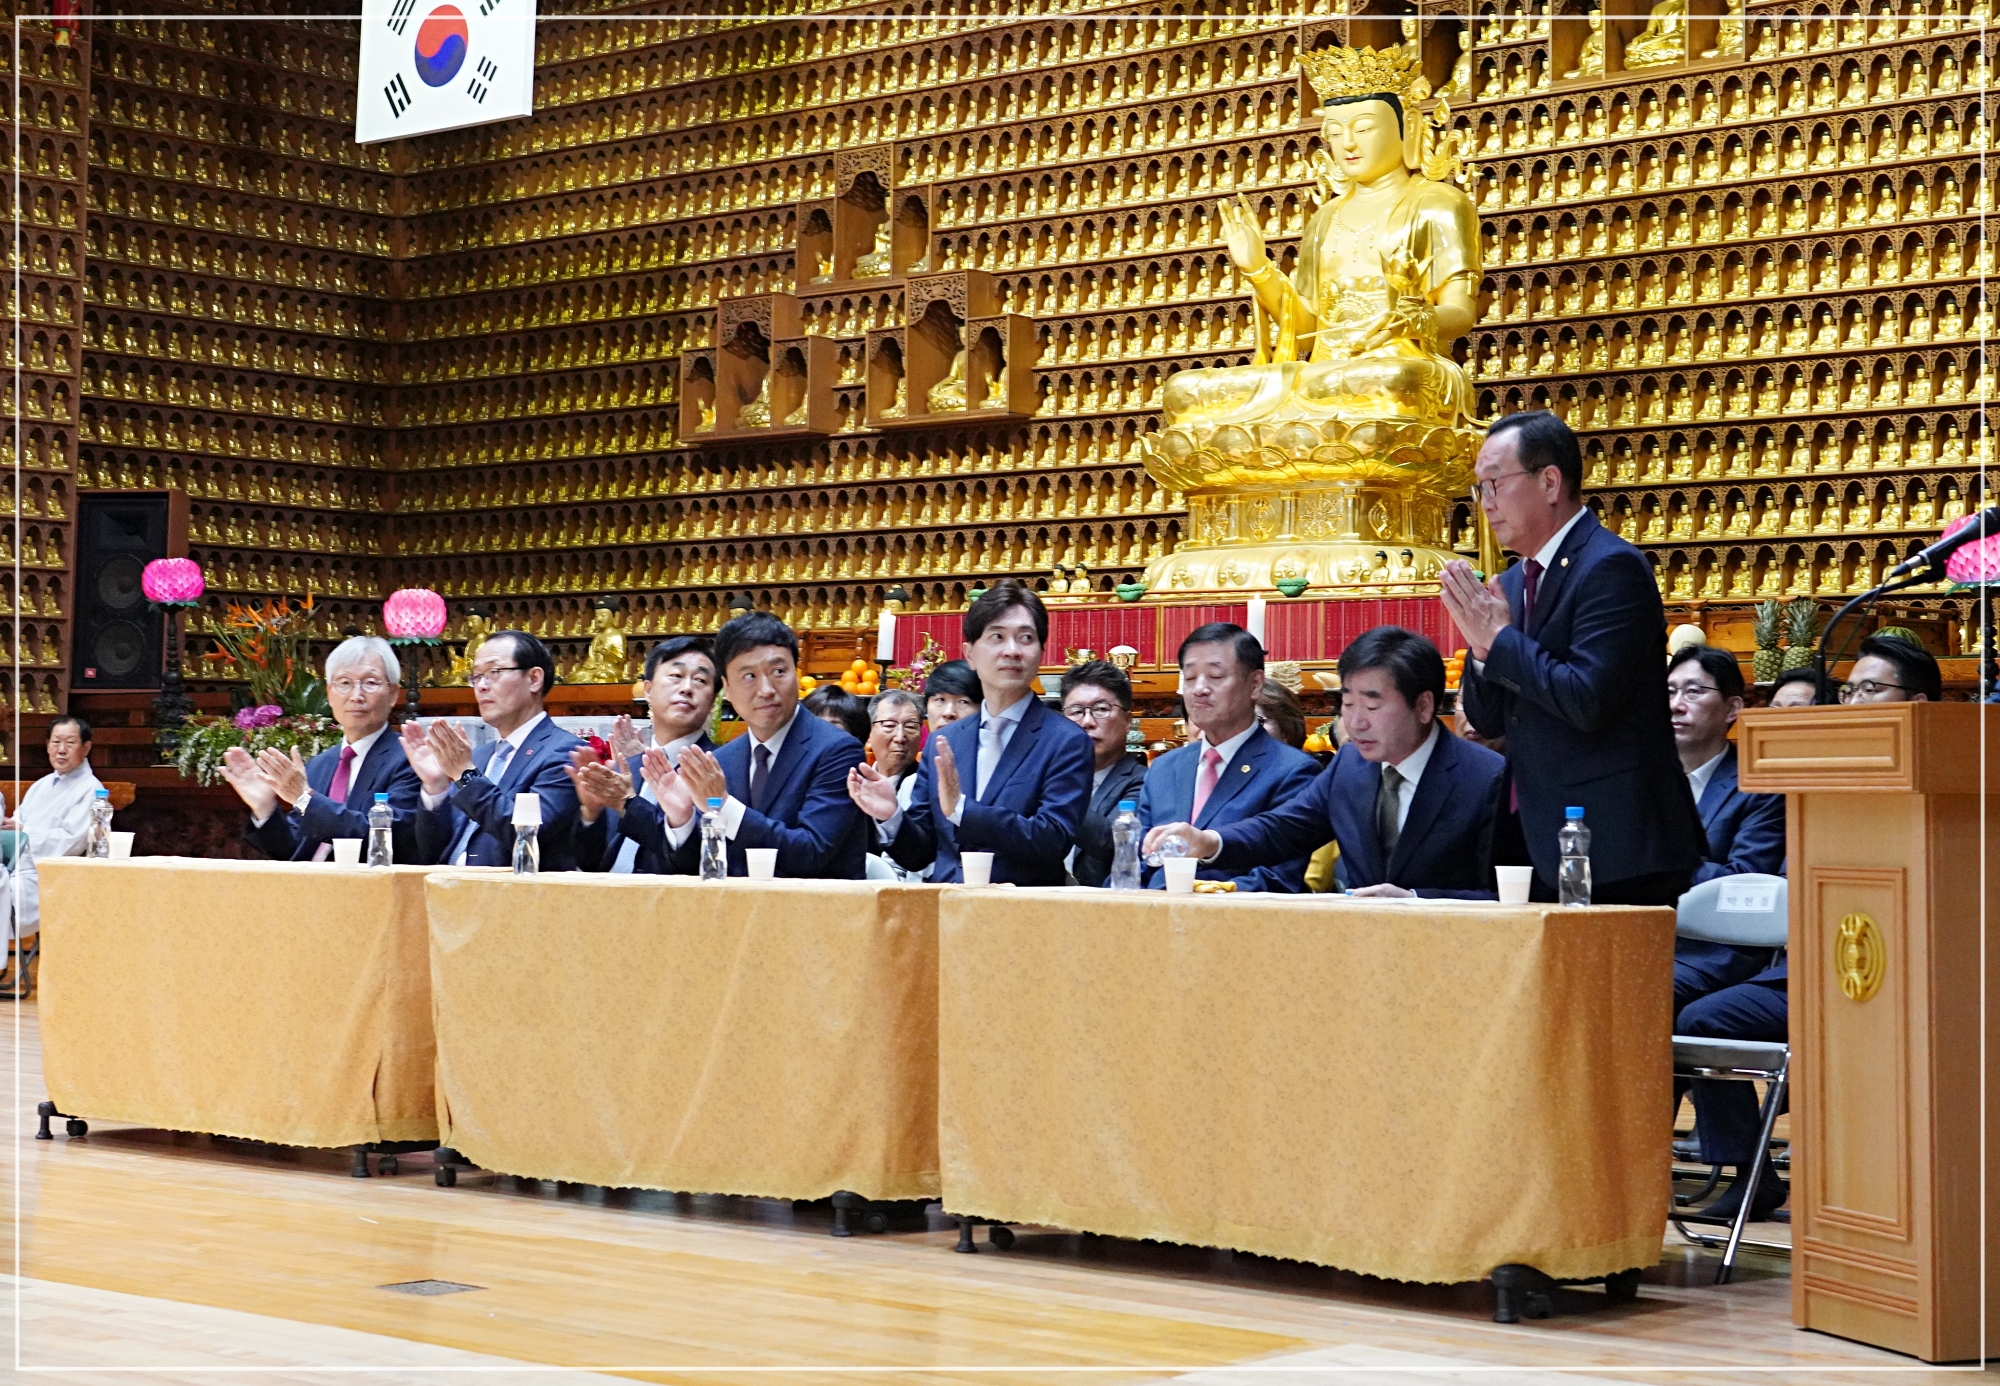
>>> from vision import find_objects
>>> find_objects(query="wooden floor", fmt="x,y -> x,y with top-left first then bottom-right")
3,1004 -> 1952,1385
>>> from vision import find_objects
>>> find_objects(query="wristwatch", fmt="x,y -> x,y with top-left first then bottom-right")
454,767 -> 481,792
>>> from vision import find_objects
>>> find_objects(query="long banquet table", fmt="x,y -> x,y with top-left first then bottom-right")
424,872 -> 942,1202
39,858 -> 441,1148
937,889 -> 1675,1285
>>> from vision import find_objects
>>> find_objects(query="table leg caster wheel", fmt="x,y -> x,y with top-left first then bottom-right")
435,1164 -> 456,1187
988,1225 -> 1015,1250
1525,1292 -> 1553,1320
864,1210 -> 889,1234
1604,1268 -> 1641,1304
377,1155 -> 399,1176
351,1147 -> 371,1178
65,1118 -> 86,1139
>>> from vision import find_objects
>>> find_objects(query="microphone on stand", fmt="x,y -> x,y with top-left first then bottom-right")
1885,506 -> 2000,579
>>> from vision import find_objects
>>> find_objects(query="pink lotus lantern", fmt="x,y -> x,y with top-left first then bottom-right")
383,587 -> 448,640
1944,513 -> 2000,586
140,557 -> 204,606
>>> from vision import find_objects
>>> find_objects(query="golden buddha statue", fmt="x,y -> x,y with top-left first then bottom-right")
855,222 -> 894,279
1625,0 -> 1690,66
441,613 -> 492,686
1565,12 -> 1606,78
572,605 -> 631,684
928,347 -> 969,412
738,373 -> 773,428
1144,44 -> 1478,595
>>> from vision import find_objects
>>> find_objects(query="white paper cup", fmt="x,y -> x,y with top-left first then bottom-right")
961,851 -> 995,887
1163,857 -> 1199,894
108,831 -> 135,859
331,838 -> 363,865
744,847 -> 777,880
1495,865 -> 1534,905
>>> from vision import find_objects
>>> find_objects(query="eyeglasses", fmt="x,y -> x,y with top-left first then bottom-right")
1665,682 -> 1723,703
328,677 -> 391,696
872,718 -> 923,736
1473,468 -> 1546,503
1064,702 -> 1125,724
1839,678 -> 1910,703
467,666 -> 524,688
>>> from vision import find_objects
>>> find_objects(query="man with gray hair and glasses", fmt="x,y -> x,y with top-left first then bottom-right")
220,635 -> 424,862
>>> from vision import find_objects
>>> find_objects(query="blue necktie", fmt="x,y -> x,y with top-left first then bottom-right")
450,739 -> 515,865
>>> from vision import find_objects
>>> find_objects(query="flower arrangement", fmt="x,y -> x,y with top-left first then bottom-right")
163,597 -> 341,783
893,633 -> 949,692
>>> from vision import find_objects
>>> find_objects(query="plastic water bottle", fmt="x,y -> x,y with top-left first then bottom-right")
1144,829 -> 1189,869
1107,799 -> 1142,890
1558,806 -> 1592,906
510,792 -> 540,876
85,787 -> 112,858
699,797 -> 728,881
367,792 -> 394,867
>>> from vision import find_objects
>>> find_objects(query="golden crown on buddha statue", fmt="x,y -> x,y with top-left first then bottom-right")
1296,42 -> 1430,104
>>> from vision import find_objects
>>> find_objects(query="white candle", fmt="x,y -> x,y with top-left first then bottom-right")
1246,597 -> 1267,647
876,608 -> 897,663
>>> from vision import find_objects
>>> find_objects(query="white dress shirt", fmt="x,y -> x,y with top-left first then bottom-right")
266,724 -> 387,825
875,692 -> 1034,840
421,713 -> 548,864
1685,747 -> 1728,806
12,762 -> 100,934
1380,722 -> 1441,834
1472,505 -> 1591,678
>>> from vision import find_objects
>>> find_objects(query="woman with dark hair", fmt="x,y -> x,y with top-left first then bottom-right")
802,685 -> 872,745
1255,683 -> 1308,750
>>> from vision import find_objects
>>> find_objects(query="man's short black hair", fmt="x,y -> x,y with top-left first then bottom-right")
1858,632 -> 1942,701
1176,621 -> 1264,672
1485,409 -> 1583,501
487,631 -> 555,697
924,658 -> 983,705
1336,626 -> 1446,710
48,715 -> 91,743
963,578 -> 1047,647
1669,644 -> 1745,702
801,685 -> 870,744
1060,659 -> 1132,712
643,634 -> 716,684
1771,666 -> 1837,705
713,611 -> 798,677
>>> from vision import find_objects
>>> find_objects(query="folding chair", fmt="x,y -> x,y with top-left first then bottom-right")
1668,871 -> 1789,1284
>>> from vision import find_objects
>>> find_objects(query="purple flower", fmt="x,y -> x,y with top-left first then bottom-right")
233,704 -> 284,730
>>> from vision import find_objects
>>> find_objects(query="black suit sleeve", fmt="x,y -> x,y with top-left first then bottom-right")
1478,547 -> 1663,735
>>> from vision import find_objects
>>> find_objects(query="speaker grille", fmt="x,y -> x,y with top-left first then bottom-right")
97,553 -> 145,612
91,619 -> 146,677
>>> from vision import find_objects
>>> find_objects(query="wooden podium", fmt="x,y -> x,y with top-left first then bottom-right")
1737,702 -> 1998,1362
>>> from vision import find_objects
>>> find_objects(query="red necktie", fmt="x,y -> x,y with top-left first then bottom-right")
329,744 -> 356,805
1189,745 -> 1223,822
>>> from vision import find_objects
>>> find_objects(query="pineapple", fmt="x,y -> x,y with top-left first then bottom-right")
1782,597 -> 1820,671
1752,599 -> 1785,684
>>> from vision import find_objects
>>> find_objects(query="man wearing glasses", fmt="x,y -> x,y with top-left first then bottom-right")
402,631 -> 583,869
1059,661 -> 1148,887
1443,410 -> 1703,905
221,636 -> 424,862
862,688 -> 928,881
1839,633 -> 1941,704
571,636 -> 717,874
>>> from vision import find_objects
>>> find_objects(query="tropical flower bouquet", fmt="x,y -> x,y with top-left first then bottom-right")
165,597 -> 342,783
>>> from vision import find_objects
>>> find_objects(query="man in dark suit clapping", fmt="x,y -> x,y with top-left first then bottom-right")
570,635 -> 718,874
1059,660 -> 1147,887
1445,410 -> 1703,905
1145,627 -> 1502,896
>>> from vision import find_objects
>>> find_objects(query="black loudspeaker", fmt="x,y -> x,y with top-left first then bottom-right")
72,494 -> 168,689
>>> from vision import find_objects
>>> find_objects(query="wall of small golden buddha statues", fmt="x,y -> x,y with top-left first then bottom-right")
17,0 -> 1990,712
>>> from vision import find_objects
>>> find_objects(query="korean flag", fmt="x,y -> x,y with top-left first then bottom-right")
356,0 -> 535,143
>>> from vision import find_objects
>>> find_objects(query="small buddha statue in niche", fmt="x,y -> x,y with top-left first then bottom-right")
1625,0 -> 1690,67
1727,499 -> 1754,535
878,376 -> 907,419
1941,482 -> 1968,524
1564,12 -> 1606,79
928,348 -> 969,413
855,222 -> 894,279
695,398 -> 716,434
1909,484 -> 1936,528
738,374 -> 773,428
1872,483 -> 1906,531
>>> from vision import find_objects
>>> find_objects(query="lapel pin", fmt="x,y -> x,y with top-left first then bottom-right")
1241,765 -> 1251,773
1561,557 -> 1569,567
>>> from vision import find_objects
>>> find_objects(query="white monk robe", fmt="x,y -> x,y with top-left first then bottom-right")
13,762 -> 104,937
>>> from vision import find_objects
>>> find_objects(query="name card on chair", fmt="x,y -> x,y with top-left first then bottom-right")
1716,881 -> 1779,914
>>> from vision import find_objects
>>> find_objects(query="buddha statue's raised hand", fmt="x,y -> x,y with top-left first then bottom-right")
1219,195 -> 1268,274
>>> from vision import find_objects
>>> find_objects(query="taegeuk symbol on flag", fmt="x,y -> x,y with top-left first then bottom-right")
356,0 -> 535,143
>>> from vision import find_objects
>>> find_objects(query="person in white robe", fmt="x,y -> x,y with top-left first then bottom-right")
7,715 -> 104,945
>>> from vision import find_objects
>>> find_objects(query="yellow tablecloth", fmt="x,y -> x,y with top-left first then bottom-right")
938,890 -> 1674,1284
425,873 -> 941,1201
39,858 -> 440,1148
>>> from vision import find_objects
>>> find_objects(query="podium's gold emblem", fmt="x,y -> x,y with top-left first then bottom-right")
1835,913 -> 1886,1002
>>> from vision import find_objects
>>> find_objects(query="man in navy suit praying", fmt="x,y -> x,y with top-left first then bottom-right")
220,635 -> 424,863
850,580 -> 1092,886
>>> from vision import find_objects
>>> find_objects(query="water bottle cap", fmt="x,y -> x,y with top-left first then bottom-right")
1566,806 -> 1585,819
94,787 -> 108,798
1117,799 -> 1136,812
374,792 -> 389,803
706,797 -> 723,810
